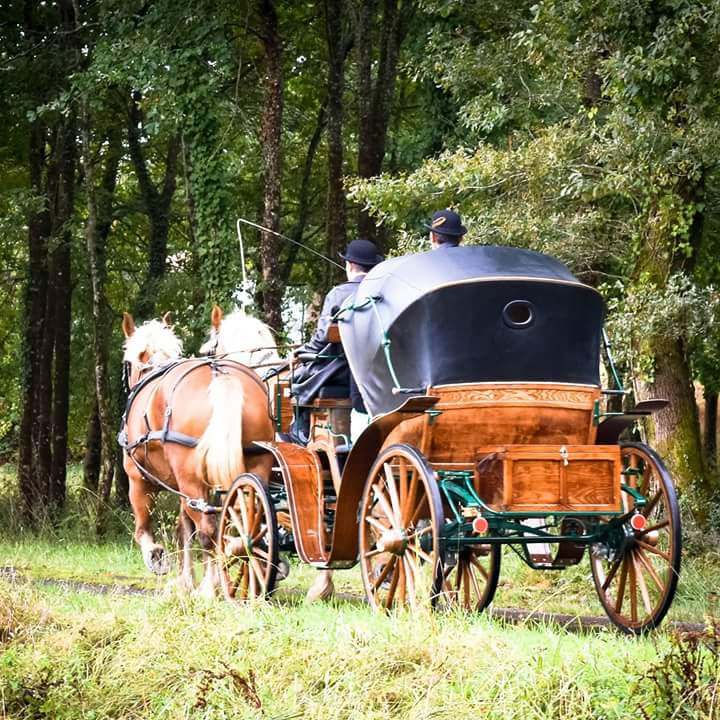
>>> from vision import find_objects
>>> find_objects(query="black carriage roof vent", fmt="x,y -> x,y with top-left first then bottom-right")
503,299 -> 534,329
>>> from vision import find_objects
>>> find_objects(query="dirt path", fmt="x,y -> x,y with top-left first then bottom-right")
1,565 -> 707,635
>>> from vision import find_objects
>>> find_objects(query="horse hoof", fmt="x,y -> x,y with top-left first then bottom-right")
144,546 -> 170,575
305,572 -> 334,603
276,558 -> 290,582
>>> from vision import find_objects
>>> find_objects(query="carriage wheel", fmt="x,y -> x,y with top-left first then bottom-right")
359,444 -> 444,610
437,543 -> 501,612
590,442 -> 681,634
217,473 -> 279,602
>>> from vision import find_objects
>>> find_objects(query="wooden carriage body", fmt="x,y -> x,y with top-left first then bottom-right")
220,246 -> 680,634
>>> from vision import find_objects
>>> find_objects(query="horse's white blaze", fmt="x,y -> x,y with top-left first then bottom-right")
195,373 -> 245,490
123,319 -> 183,365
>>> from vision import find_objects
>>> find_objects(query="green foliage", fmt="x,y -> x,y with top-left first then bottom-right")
636,623 -> 720,720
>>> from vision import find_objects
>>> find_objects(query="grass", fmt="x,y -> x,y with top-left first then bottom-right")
0,577 -> 700,720
1,464 -> 720,718
1,464 -> 718,622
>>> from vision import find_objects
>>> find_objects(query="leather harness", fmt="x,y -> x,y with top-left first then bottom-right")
118,356 -> 273,511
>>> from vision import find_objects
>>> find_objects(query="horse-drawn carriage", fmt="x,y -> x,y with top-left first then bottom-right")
214,245 -> 681,635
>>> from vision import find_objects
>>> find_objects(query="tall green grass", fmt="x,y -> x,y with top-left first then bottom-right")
3,578 -> 712,720
1,463 -> 719,621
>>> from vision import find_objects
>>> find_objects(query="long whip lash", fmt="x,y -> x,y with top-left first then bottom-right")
236,216 -> 345,270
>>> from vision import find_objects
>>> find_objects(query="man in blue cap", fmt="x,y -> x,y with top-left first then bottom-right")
425,208 -> 467,249
291,238 -> 384,443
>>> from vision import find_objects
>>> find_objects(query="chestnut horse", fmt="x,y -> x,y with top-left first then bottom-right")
120,313 -> 274,596
206,306 -> 339,601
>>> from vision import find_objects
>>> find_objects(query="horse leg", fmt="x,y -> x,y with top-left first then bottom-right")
175,503 -> 196,591
127,469 -> 170,575
193,512 -> 219,600
306,570 -> 335,602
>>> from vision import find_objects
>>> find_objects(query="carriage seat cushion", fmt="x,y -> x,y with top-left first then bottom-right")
317,385 -> 350,399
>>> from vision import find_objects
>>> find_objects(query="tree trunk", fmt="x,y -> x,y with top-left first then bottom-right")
128,94 -> 179,319
354,0 -> 411,244
324,0 -> 347,286
258,0 -> 285,331
49,113 -> 76,510
83,400 -> 101,493
18,121 -> 51,525
639,337 -> 713,522
80,108 -> 118,534
703,388 -> 717,472
281,102 -> 327,284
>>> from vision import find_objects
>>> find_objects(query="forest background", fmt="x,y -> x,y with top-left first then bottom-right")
2,0 -> 720,532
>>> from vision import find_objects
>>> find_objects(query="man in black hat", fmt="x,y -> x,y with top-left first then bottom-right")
425,208 -> 467,249
290,238 -> 383,442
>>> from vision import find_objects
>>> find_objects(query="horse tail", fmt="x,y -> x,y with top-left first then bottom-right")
195,373 -> 245,489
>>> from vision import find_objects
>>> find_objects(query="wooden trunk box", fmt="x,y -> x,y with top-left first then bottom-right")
474,444 -> 621,513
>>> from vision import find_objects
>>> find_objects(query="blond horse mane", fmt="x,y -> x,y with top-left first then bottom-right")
123,319 -> 183,366
206,309 -> 281,370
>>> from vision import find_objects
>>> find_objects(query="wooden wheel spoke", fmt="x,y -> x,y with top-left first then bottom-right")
383,463 -> 403,519
249,556 -> 268,592
249,508 -> 263,539
251,527 -> 268,545
228,506 -> 246,536
468,562 -> 484,601
642,490 -> 663,518
397,557 -> 407,605
629,557 -> 638,622
248,556 -> 257,596
405,544 -> 433,564
245,488 -> 257,536
408,498 -> 430,529
462,565 -> 471,606
615,557 -> 629,613
383,565 -> 400,608
468,553 -> 489,581
403,557 -> 416,604
635,547 -> 665,594
365,515 -> 390,534
236,491 -> 251,530
250,546 -> 270,561
635,539 -> 670,562
398,457 -> 408,509
640,519 -> 669,536
402,467 -> 419,526
632,554 -> 654,614
363,548 -> 386,560
371,556 -> 397,591
602,557 -> 623,592
239,562 -> 249,598
373,483 -> 399,528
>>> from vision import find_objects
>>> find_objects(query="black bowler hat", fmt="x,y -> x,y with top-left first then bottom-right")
339,238 -> 384,266
424,209 -> 467,237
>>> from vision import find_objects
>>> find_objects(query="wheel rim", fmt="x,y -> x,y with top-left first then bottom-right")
217,474 -> 278,601
359,445 -> 444,610
590,443 -> 681,633
437,543 -> 501,612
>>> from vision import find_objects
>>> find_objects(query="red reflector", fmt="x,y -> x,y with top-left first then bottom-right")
630,514 -> 646,531
472,516 -> 489,534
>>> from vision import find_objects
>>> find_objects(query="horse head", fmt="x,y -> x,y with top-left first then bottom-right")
122,311 -> 183,388
202,305 -> 281,372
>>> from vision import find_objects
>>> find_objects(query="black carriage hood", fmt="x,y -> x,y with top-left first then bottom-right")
338,245 -> 604,416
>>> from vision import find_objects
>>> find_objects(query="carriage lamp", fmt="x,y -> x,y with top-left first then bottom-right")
472,516 -> 489,534
629,513 -> 647,531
